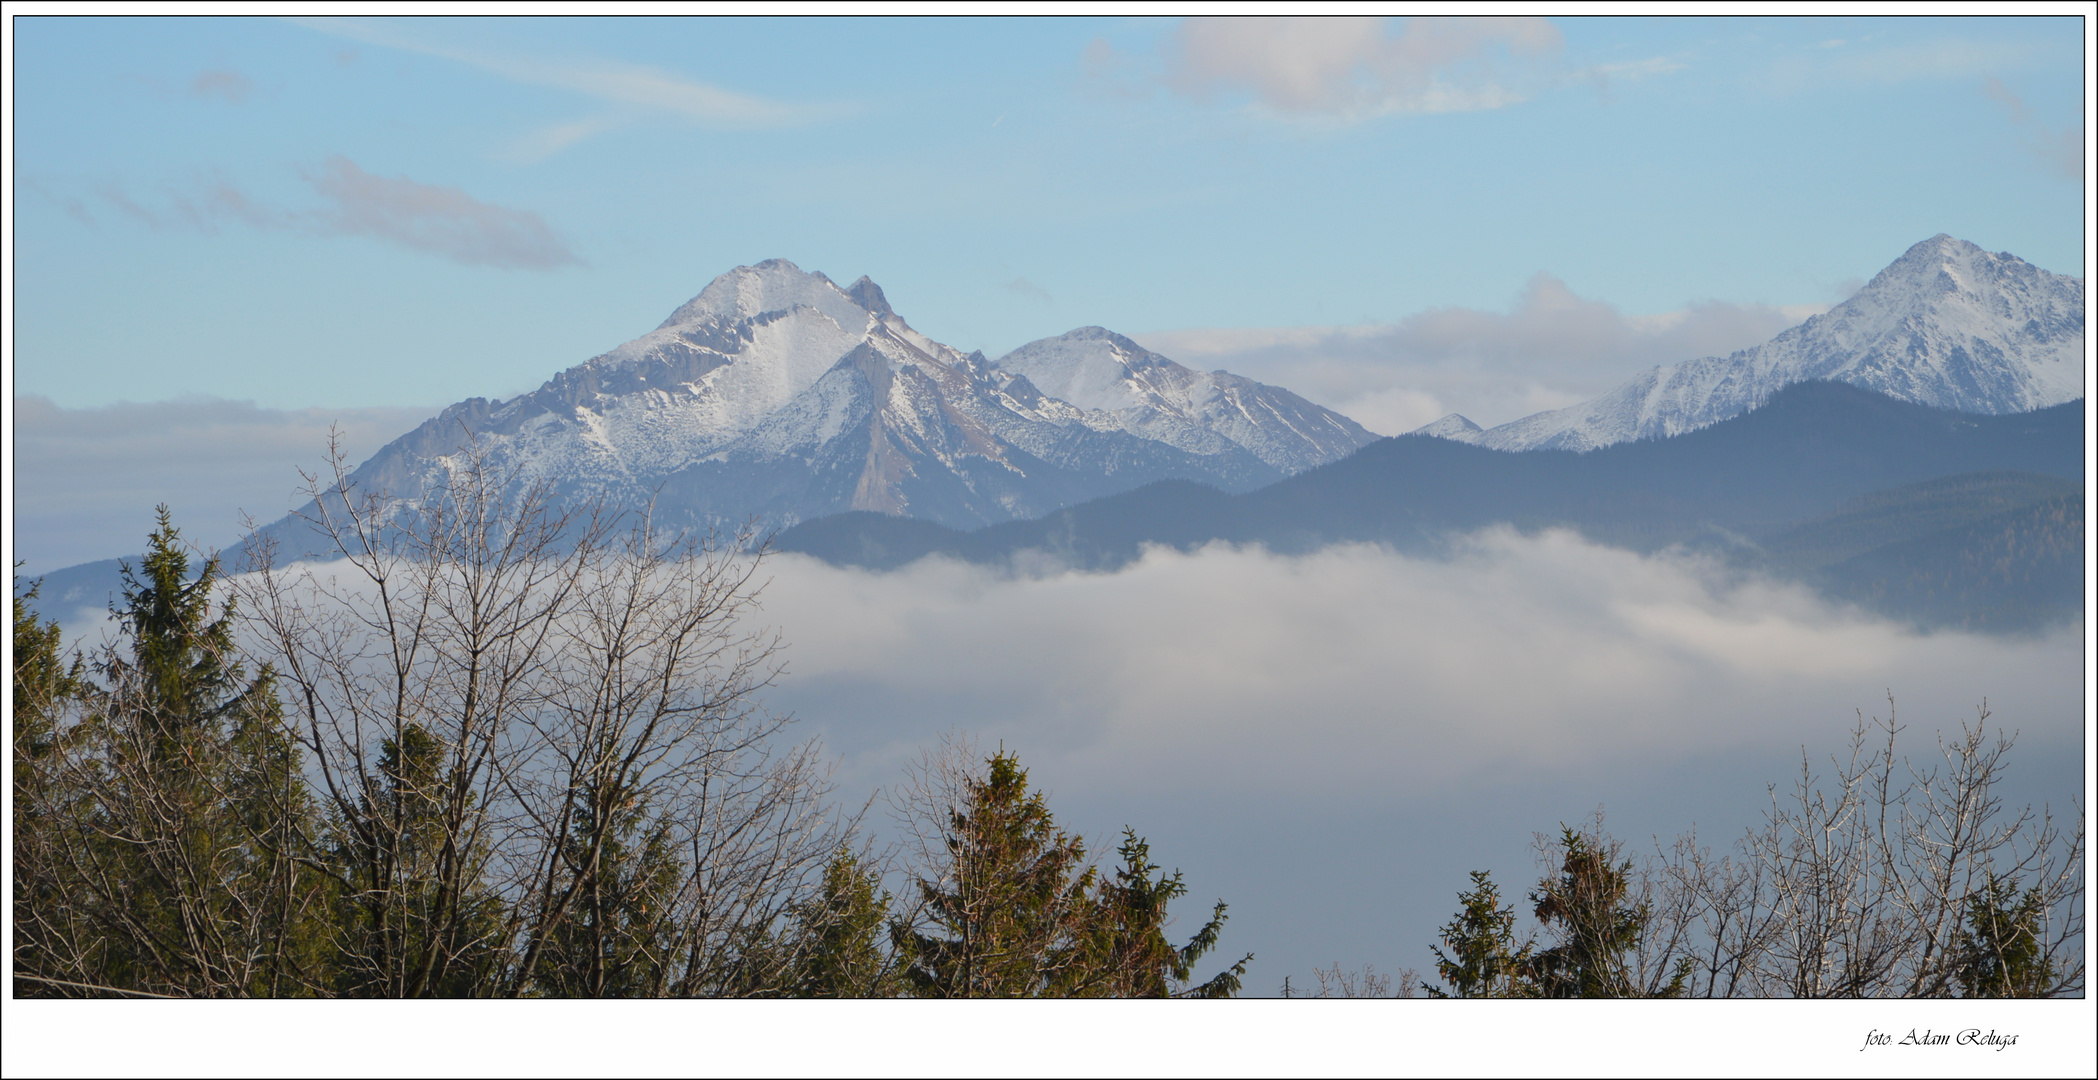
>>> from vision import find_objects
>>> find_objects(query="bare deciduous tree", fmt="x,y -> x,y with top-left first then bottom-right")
1308,962 -> 1415,998
233,432 -> 851,996
1650,698 -> 2083,997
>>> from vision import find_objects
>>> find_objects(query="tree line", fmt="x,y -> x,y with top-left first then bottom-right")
10,440 -> 2084,998
11,443 -> 1254,999
11,522 -> 1252,999
1299,705 -> 2083,999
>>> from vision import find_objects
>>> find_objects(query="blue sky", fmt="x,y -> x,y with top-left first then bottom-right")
7,14 -> 2092,572
12,15 -> 2087,415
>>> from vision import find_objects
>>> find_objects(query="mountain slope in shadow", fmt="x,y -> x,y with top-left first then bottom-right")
776,382 -> 2086,631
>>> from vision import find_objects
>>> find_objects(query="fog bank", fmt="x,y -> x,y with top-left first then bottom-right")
754,533 -> 2084,987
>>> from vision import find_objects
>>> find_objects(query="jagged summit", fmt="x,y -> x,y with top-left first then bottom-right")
1430,235 -> 2085,452
249,261 -> 1376,553
846,275 -> 893,317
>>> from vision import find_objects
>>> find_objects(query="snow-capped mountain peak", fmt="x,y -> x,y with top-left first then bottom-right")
1450,235 -> 2084,452
656,258 -> 874,333
993,326 -> 1375,473
996,326 -> 1167,413
267,260 -> 1377,549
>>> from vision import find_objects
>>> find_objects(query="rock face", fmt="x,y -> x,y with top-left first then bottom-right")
1421,235 -> 2085,451
259,259 -> 1377,551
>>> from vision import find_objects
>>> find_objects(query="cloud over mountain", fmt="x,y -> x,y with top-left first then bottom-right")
1135,275 -> 1820,434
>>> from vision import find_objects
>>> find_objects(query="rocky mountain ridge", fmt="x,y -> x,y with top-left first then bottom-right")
254,259 -> 1376,554
1416,235 -> 2084,451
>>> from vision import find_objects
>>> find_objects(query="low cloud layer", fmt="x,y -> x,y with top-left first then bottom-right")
758,537 -> 2081,795
1169,17 -> 1562,120
11,395 -> 433,576
86,156 -> 579,270
1135,275 -> 1824,433
40,530 -> 2079,985
750,536 -> 2081,982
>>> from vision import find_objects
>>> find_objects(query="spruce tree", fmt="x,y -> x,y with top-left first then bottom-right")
41,508 -> 332,995
1954,874 -> 2054,997
523,792 -> 685,998
785,849 -> 895,996
330,722 -> 507,997
893,752 -> 1097,997
1526,826 -> 1689,998
1080,830 -> 1250,998
1425,871 -> 1534,998
12,573 -> 87,995
11,572 -> 81,761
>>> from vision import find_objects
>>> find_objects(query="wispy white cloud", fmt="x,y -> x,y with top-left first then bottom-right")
303,156 -> 579,268
1576,54 -> 1689,92
1768,37 -> 2031,93
1833,39 -> 2029,82
89,158 -> 580,269
503,115 -> 631,164
92,173 -> 291,232
19,176 -> 96,225
1166,16 -> 1562,121
294,17 -> 850,133
1983,76 -> 2084,183
1003,277 -> 1053,303
189,69 -> 253,103
1132,275 -> 1823,434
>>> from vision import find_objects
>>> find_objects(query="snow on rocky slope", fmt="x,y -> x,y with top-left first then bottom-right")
274,260 -> 1377,546
1416,235 -> 2084,452
994,326 -> 1375,474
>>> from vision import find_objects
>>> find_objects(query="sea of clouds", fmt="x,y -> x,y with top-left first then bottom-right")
39,527 -> 2082,989
750,536 -> 2084,987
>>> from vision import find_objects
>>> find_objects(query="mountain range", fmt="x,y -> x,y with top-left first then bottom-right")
22,235 -> 2087,631
1418,234 -> 2084,451
777,383 -> 2084,631
257,260 -> 1374,557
